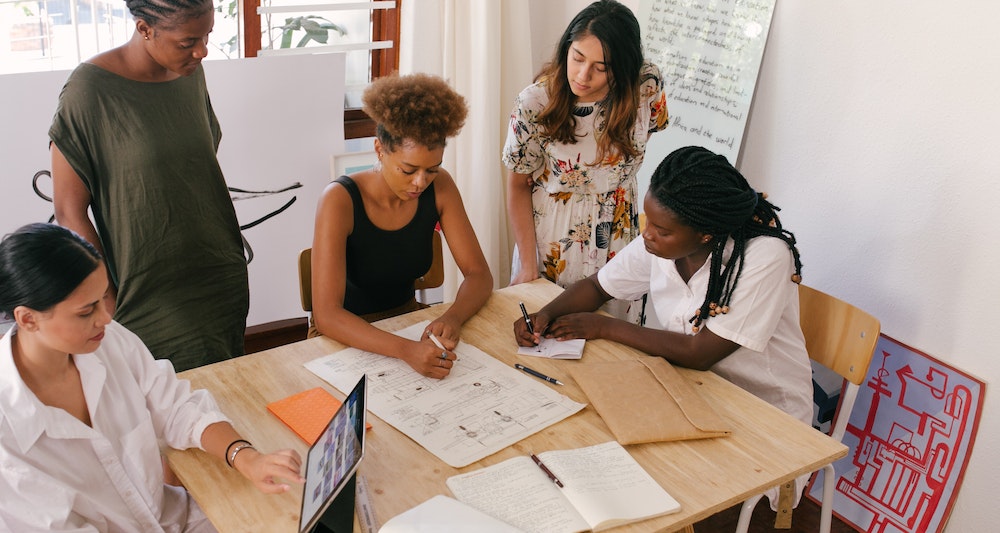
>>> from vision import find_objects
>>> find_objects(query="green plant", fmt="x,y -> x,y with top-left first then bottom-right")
213,0 -> 348,57
274,15 -> 347,49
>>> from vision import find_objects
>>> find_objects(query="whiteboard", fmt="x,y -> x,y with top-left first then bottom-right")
635,0 -> 776,196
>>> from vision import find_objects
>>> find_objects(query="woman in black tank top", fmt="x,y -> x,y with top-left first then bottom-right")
310,73 -> 493,379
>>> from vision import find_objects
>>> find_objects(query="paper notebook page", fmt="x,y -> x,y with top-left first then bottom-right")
378,495 -> 525,533
446,456 -> 590,533
516,337 -> 585,359
541,441 -> 680,530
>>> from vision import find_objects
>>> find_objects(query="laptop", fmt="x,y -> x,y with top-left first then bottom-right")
299,374 -> 367,533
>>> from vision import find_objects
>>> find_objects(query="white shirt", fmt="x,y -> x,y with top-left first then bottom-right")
0,321 -> 228,532
598,236 -> 814,426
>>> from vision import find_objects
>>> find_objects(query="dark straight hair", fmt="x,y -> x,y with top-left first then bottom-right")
0,223 -> 103,314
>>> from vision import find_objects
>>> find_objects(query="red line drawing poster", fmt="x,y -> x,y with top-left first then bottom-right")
807,334 -> 985,532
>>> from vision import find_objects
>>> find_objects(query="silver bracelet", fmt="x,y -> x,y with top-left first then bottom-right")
228,442 -> 255,469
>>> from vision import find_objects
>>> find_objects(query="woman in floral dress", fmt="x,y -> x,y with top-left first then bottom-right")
504,0 -> 668,318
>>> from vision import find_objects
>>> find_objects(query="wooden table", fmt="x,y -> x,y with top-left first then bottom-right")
166,279 -> 847,532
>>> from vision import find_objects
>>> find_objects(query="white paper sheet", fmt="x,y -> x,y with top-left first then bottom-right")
378,495 -> 525,533
304,321 -> 586,467
516,337 -> 585,359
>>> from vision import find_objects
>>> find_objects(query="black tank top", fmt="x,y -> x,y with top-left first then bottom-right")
335,176 -> 439,315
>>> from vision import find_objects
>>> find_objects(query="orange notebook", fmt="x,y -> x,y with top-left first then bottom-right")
266,387 -> 370,445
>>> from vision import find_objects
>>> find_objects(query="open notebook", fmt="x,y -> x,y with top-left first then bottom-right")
299,375 -> 367,533
447,441 -> 679,532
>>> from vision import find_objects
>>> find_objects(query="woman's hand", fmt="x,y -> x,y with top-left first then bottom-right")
423,318 -> 461,350
233,448 -> 305,494
513,311 -> 551,347
403,339 -> 457,379
511,267 -> 540,285
543,312 -> 609,341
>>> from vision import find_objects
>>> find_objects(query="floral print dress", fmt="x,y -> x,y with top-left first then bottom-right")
503,62 -> 668,295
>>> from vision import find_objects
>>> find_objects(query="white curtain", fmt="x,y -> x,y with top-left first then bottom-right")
400,0 -> 535,299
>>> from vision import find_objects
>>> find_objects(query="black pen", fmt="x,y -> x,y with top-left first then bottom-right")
515,363 -> 563,386
530,453 -> 564,488
519,301 -> 535,335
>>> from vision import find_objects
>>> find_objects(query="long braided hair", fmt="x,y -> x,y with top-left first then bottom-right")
648,146 -> 803,333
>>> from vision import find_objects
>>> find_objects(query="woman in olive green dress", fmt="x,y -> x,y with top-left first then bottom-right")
49,0 -> 248,372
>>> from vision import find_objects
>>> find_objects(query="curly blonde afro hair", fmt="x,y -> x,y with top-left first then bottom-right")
362,72 -> 468,151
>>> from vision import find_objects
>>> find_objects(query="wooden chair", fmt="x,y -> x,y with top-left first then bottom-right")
298,230 -> 445,312
735,284 -> 880,533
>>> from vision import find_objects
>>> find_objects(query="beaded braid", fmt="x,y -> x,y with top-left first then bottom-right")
648,146 -> 803,333
125,0 -> 212,28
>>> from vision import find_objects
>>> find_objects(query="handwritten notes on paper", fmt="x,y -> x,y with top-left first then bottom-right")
516,337 -> 585,360
447,441 -> 680,533
636,0 -> 776,184
304,321 -> 585,468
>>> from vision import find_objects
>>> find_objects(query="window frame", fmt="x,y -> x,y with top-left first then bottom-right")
239,0 -> 401,139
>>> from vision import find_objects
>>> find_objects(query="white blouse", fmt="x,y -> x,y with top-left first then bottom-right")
598,236 -> 814,426
0,321 -> 228,532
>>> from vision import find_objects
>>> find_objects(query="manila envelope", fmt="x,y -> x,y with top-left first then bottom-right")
570,357 -> 731,444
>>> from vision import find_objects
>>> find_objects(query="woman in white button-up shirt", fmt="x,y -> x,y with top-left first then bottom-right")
0,224 -> 304,532
513,146 -> 814,512
513,146 -> 813,426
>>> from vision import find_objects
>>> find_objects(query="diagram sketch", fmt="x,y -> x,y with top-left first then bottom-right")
807,334 -> 984,533
305,321 -> 586,468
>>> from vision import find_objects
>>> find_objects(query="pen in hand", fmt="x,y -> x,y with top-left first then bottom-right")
519,301 -> 535,336
530,453 -> 564,488
515,363 -> 564,386
427,332 -> 458,361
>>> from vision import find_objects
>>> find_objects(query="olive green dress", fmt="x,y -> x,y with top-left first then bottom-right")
49,63 -> 249,371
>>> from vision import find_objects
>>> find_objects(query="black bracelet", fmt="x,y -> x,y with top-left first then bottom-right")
229,443 -> 255,469
225,439 -> 251,467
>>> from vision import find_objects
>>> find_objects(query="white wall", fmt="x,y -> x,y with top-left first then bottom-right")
534,1 -> 997,530
3,2 -> 995,529
737,4 -> 999,530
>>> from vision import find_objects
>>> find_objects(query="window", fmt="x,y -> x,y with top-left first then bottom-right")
0,0 -> 400,138
0,0 -> 132,74
241,0 -> 400,139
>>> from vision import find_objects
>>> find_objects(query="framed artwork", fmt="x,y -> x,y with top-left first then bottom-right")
806,334 -> 985,532
331,151 -> 376,179
0,311 -> 12,335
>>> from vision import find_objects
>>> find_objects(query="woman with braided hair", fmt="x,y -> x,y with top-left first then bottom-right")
515,146 -> 813,510
515,145 -> 813,426
49,0 -> 249,372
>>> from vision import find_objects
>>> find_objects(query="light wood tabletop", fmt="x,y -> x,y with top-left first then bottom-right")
165,279 -> 847,533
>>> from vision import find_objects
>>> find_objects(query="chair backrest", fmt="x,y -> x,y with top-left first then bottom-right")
415,230 -> 445,291
298,231 -> 445,313
298,247 -> 314,312
799,284 -> 880,386
799,284 -> 880,444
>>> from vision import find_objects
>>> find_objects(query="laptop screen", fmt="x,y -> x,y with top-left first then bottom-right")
299,375 -> 367,533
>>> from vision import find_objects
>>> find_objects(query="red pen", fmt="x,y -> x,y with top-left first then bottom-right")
530,453 -> 564,488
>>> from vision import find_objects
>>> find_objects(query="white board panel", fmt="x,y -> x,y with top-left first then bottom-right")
636,0 -> 776,196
